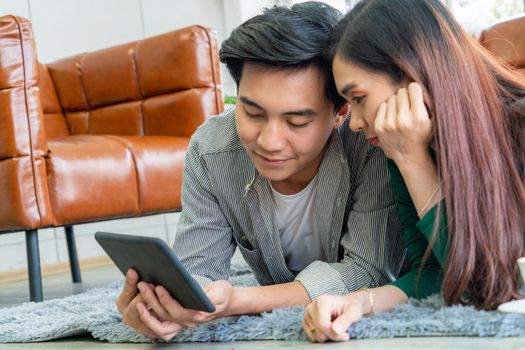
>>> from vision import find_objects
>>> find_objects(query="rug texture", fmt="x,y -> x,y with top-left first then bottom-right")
1,262 -> 525,343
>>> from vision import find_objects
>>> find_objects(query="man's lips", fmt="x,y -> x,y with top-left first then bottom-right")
255,153 -> 289,164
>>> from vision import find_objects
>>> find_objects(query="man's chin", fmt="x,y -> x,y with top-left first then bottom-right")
255,168 -> 291,182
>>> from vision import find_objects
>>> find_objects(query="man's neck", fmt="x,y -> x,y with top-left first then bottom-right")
270,178 -> 314,195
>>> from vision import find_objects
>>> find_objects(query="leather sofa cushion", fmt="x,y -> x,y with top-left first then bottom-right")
46,135 -> 188,225
47,135 -> 139,225
108,135 -> 188,213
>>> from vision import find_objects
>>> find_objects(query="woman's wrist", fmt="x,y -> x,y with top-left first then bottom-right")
391,147 -> 434,172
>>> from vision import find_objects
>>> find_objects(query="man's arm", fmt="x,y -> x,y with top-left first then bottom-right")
172,138 -> 237,287
296,134 -> 405,300
227,281 -> 310,315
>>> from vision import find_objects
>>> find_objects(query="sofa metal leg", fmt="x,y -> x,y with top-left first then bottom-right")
64,226 -> 82,283
25,229 -> 43,302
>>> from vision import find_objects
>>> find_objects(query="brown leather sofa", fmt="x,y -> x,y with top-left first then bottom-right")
0,15 -> 223,302
479,15 -> 525,73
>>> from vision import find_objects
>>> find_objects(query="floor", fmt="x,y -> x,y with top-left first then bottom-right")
1,265 -> 525,349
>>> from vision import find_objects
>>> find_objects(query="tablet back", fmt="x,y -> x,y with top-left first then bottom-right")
95,231 -> 215,312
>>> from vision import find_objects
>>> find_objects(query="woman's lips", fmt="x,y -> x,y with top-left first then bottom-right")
367,137 -> 380,146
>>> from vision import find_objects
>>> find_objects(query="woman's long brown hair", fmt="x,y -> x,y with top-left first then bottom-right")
332,0 -> 525,309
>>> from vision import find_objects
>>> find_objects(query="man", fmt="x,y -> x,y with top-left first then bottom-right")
116,1 -> 406,342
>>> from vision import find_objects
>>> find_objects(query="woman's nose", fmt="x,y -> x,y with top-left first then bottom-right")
348,112 -> 366,132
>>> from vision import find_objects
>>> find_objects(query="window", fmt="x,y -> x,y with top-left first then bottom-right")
448,0 -> 524,25
295,0 -> 524,25
292,0 -> 349,13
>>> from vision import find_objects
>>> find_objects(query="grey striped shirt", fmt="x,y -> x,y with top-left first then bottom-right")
173,108 -> 406,300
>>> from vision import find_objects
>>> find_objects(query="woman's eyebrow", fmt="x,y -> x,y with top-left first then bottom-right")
340,82 -> 358,96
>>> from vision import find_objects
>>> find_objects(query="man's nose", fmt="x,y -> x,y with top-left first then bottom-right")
258,120 -> 286,152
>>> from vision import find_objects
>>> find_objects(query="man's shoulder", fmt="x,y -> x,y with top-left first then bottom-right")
190,107 -> 244,156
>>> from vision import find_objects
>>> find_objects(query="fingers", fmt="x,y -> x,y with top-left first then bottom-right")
408,82 -> 429,121
313,296 -> 337,340
116,269 -> 139,314
123,295 -> 158,339
396,87 -> 410,117
314,296 -> 351,341
374,102 -> 387,135
330,307 -> 362,341
302,299 -> 333,343
385,94 -> 397,130
155,285 -> 211,327
302,312 -> 328,343
137,303 -> 182,343
137,282 -> 172,322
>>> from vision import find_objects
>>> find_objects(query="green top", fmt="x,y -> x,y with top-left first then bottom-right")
387,159 -> 449,298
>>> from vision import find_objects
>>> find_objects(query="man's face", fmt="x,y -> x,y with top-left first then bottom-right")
235,63 -> 346,194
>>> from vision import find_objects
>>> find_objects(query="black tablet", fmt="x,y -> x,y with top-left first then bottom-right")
95,231 -> 215,313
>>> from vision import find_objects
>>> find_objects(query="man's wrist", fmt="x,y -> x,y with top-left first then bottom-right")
354,288 -> 373,316
223,287 -> 245,317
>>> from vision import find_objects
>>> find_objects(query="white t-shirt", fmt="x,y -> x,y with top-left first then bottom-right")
270,174 -> 326,274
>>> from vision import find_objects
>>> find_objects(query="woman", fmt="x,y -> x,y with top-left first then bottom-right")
303,0 -> 525,343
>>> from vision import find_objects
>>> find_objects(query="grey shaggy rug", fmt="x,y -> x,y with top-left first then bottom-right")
1,262 -> 525,343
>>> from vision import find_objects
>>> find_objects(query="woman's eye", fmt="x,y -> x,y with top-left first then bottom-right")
351,96 -> 365,104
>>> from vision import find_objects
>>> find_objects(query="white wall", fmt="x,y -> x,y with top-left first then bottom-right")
0,0 -> 241,96
0,0 -> 277,275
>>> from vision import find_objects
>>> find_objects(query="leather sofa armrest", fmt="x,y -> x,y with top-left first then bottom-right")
0,15 -> 53,231
479,15 -> 525,70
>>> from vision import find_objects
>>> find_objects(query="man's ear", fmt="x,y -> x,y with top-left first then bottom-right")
334,103 -> 350,128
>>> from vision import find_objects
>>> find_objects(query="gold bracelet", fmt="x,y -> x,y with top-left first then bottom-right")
359,287 -> 375,316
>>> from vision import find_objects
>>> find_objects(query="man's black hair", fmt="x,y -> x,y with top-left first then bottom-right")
220,1 -> 346,110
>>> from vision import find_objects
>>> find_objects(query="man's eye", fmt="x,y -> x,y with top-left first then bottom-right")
246,111 -> 263,118
352,96 -> 365,104
288,121 -> 309,128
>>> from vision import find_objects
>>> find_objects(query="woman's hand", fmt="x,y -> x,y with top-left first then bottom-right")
302,291 -> 369,343
374,82 -> 433,163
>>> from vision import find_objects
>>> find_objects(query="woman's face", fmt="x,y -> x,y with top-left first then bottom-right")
332,53 -> 408,147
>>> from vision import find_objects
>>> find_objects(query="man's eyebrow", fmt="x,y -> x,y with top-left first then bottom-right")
340,83 -> 358,96
239,96 -> 317,116
239,96 -> 264,110
282,109 -> 317,117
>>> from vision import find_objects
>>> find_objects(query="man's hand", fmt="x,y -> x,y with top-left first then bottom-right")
115,269 -> 158,339
135,280 -> 234,342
